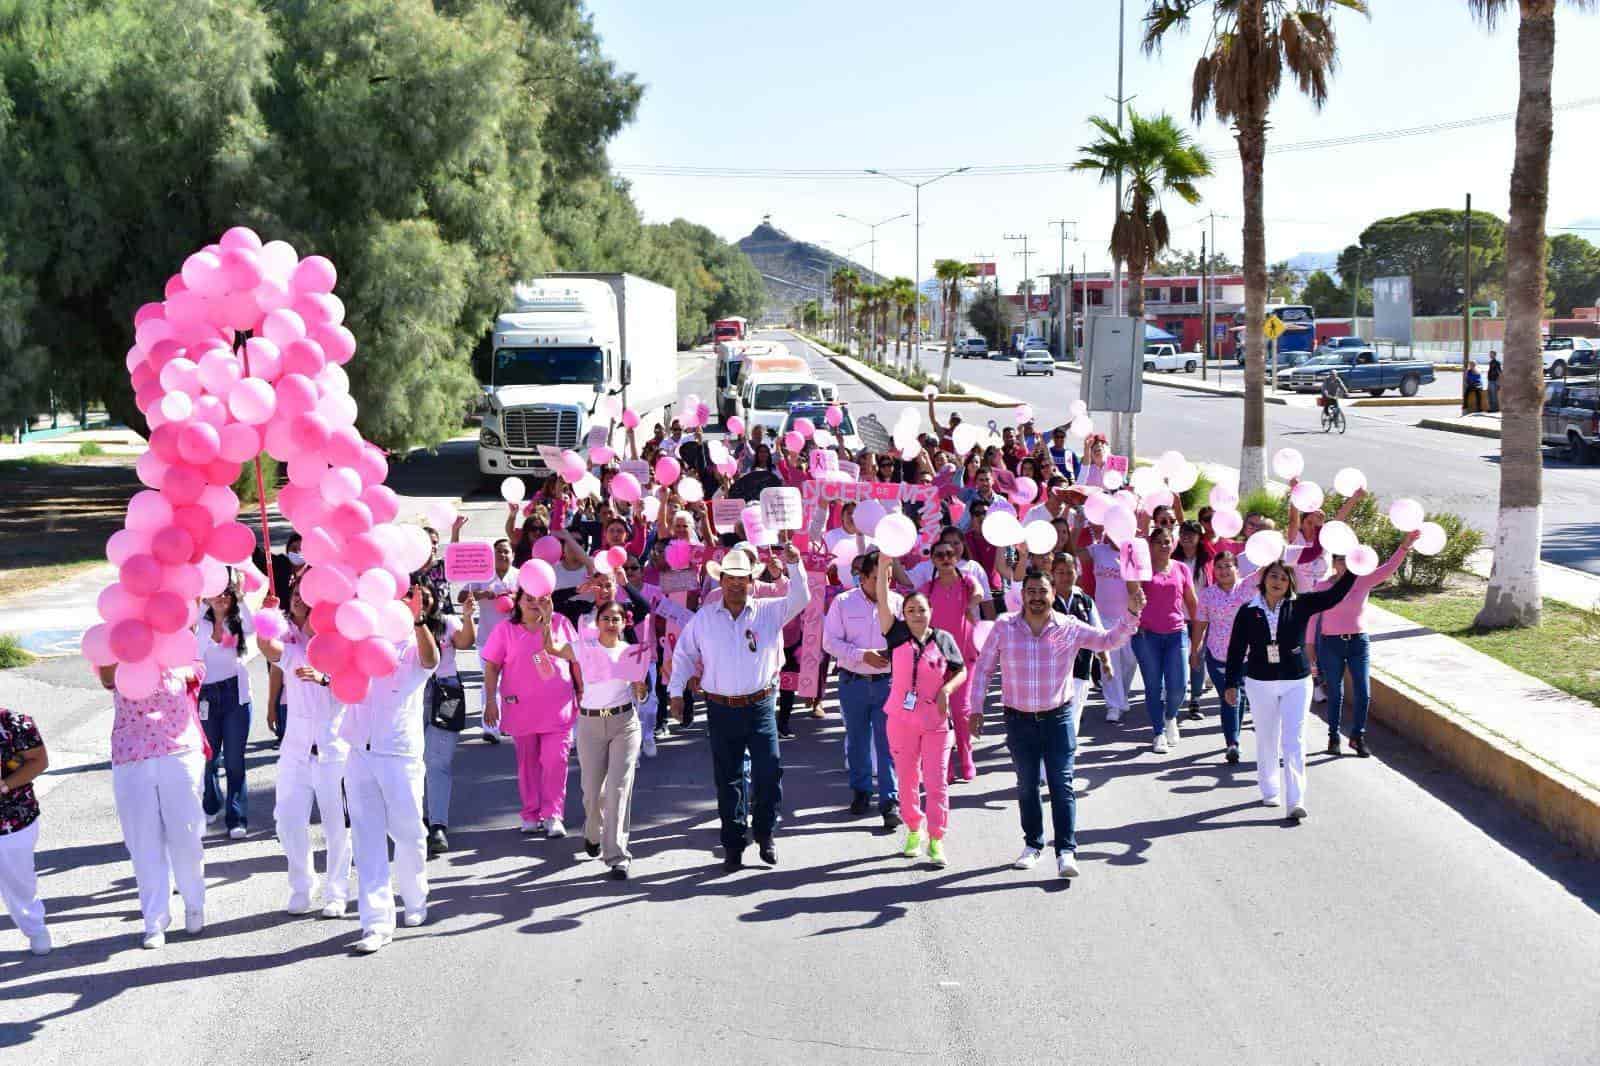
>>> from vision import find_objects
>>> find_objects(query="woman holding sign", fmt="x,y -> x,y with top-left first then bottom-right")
540,600 -> 649,878
875,556 -> 965,867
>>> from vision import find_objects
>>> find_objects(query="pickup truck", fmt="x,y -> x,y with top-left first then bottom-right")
1285,350 -> 1436,397
1144,344 -> 1198,373
1543,337 -> 1598,379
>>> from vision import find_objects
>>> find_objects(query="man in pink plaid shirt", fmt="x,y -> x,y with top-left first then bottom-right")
973,569 -> 1143,879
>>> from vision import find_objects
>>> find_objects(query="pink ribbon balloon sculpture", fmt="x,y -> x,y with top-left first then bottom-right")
83,226 -> 414,704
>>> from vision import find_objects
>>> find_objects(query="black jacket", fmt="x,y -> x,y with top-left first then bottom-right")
1224,571 -> 1356,688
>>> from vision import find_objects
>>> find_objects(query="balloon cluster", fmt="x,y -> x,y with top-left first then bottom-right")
82,227 -> 421,703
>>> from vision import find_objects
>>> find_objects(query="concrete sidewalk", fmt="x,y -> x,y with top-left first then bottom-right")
1419,412 -> 1502,439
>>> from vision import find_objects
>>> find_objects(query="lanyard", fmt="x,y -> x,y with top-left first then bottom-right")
905,631 -> 936,701
1262,599 -> 1285,642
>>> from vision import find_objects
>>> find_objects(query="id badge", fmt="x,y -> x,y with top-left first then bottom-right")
902,692 -> 918,711
1266,645 -> 1280,665
198,699 -> 209,721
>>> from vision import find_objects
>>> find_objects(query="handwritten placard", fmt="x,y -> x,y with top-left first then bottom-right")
444,542 -> 497,583
585,425 -> 609,453
619,459 -> 650,483
759,487 -> 803,531
712,497 -> 747,534
1105,454 -> 1130,476
659,569 -> 698,594
743,505 -> 779,546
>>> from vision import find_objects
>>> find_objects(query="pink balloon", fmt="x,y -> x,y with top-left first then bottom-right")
109,618 -> 155,663
220,226 -> 263,252
216,422 -> 261,464
253,607 -> 288,643
211,288 -> 265,333
335,599 -> 379,641
115,660 -> 163,700
243,336 -> 283,382
361,484 -> 400,525
157,391 -> 193,424
81,623 -> 116,667
825,406 -> 843,428
106,528 -> 152,567
293,255 -> 338,294
355,445 -> 388,487
207,521 -> 255,564
228,377 -> 277,424
98,583 -> 146,623
128,490 -> 175,531
665,540 -> 692,570
192,394 -> 228,429
293,291 -> 344,327
326,426 -> 365,469
198,557 -> 230,597
330,672 -> 370,705
589,446 -> 616,466
195,484 -> 239,525
151,526 -> 197,566
319,466 -> 362,504
196,349 -> 243,397
1010,477 -> 1038,506
311,324 -> 356,365
726,415 -> 745,436
163,464 -> 206,505
261,308 -> 307,348
135,451 -> 169,490
532,535 -> 563,565
655,456 -> 681,487
621,409 -> 640,430
120,554 -> 164,597
518,559 -> 556,598
329,499 -> 374,538
144,591 -> 190,634
170,504 -> 214,547
783,431 -> 804,452
219,247 -> 263,290
181,251 -> 226,295
352,636 -> 399,677
794,418 -> 815,439
611,472 -> 642,503
280,338 -> 326,379
176,421 -> 221,465
289,412 -> 333,455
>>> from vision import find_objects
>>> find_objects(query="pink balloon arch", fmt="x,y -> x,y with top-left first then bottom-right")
81,226 -> 427,703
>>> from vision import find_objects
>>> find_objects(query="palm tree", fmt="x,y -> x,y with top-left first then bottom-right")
1072,109 -> 1211,459
832,267 -> 860,350
857,283 -> 883,362
1268,260 -> 1300,301
1143,0 -> 1367,491
934,259 -> 975,391
1472,0 -> 1592,628
884,277 -> 915,368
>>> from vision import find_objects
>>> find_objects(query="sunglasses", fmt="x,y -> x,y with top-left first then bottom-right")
933,550 -> 957,560
744,628 -> 757,653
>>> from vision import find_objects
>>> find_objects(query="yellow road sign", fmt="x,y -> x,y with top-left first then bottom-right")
1263,316 -> 1287,340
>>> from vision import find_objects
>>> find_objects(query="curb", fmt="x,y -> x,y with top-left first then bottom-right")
1418,417 -> 1501,440
794,335 -> 1023,408
1350,396 -> 1462,408
1369,665 -> 1600,860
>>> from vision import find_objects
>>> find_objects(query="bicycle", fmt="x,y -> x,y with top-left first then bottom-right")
1319,396 -> 1347,434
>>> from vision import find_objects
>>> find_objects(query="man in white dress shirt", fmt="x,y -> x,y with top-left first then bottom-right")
669,545 -> 809,872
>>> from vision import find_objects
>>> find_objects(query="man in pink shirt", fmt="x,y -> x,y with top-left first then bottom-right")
822,549 -> 903,828
973,569 -> 1143,879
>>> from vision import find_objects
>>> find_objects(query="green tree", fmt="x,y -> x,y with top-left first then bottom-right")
1546,232 -> 1600,316
1155,245 -> 1239,275
1337,209 -> 1507,315
1297,270 -> 1348,318
965,283 -> 1012,352
1268,260 -> 1299,301
934,259 -> 974,391
0,242 -> 47,439
1144,0 -> 1369,492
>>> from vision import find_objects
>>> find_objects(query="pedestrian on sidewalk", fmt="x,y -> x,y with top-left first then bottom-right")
873,554 -> 963,867
97,664 -> 209,949
0,707 -> 52,955
194,580 -> 255,839
972,568 -> 1143,879
259,578 -> 352,919
1223,561 -> 1357,821
481,588 -> 579,838
1309,532 -> 1419,758
339,583 -> 439,955
1487,351 -> 1502,413
541,600 -> 648,879
669,545 -> 811,873
422,586 -> 474,858
1131,527 -> 1199,755
1464,360 -> 1486,414
822,549 -> 901,828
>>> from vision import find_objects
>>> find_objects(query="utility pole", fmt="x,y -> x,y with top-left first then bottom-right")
1005,233 -> 1033,352
1050,219 -> 1076,358
1201,230 -> 1210,382
1462,192 -> 1473,413
865,167 -> 970,358
970,253 -> 995,345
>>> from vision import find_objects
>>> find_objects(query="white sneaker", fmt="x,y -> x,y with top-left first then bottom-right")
401,906 -> 428,928
205,810 -> 222,826
286,897 -> 317,916
353,931 -> 391,955
1105,707 -> 1122,723
1056,852 -> 1081,879
142,930 -> 166,950
1313,684 -> 1328,703
228,826 -> 247,840
1153,734 -> 1170,754
1289,804 -> 1308,821
545,817 -> 567,839
319,900 -> 347,919
1012,846 -> 1043,870
29,932 -> 53,956
1164,718 -> 1180,745
184,908 -> 205,935
1262,795 -> 1282,808
641,733 -> 658,758
520,819 -> 543,834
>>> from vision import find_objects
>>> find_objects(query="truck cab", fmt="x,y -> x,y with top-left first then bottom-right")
737,372 -> 835,436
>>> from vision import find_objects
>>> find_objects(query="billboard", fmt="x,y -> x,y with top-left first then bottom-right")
966,262 -> 997,277
1372,275 -> 1413,346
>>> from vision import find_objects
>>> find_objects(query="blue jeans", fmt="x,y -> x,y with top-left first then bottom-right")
706,693 -> 783,854
423,721 -> 459,827
1318,633 -> 1372,737
200,679 -> 251,829
1132,629 -> 1189,735
838,672 -> 897,809
1004,706 -> 1077,853
1203,650 -> 1247,746
1188,657 -> 1207,703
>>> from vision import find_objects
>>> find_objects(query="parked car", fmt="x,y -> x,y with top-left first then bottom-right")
1144,344 -> 1199,373
1543,337 -> 1598,379
957,336 -> 989,358
1235,349 -> 1314,371
1542,379 -> 1600,463
1285,350 -> 1436,397
1015,348 -> 1055,377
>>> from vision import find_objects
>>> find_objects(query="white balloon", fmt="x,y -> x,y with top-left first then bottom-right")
1069,399 -> 1088,418
1209,483 -> 1239,511
1069,416 -> 1093,439
952,423 -> 981,455
982,511 -> 1024,548
1140,488 -> 1175,513
1166,462 -> 1200,492
1271,447 -> 1305,480
853,500 -> 887,536
1156,450 -> 1187,479
922,384 -> 938,399
1388,498 -> 1425,533
1244,529 -> 1286,567
641,496 -> 662,522
1333,467 -> 1367,497
574,474 -> 602,500
1413,521 -> 1447,556
1102,503 -> 1137,547
1319,520 -> 1358,556
394,525 -> 434,574
1129,466 -> 1164,497
1211,509 -> 1244,538
899,438 -> 922,462
1346,545 -> 1380,576
500,477 -> 526,504
1290,480 -> 1325,513
1023,521 -> 1058,556
813,429 -> 836,448
875,514 -> 919,557
677,477 -> 704,504
1101,468 -> 1124,491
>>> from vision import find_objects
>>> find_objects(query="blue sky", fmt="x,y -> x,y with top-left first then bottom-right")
587,1 -> 1600,289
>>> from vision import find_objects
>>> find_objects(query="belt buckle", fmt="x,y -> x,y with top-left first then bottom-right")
600,705 -> 614,718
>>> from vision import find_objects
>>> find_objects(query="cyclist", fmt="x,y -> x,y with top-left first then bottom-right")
1319,369 -> 1350,427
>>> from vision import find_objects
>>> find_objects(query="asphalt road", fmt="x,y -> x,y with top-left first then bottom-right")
4,341 -> 1599,1064
877,337 -> 1600,576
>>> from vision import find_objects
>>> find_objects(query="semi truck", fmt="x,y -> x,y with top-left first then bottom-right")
712,316 -> 748,343
477,273 -> 678,481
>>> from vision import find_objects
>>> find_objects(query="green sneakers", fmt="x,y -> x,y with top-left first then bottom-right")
927,837 -> 947,868
902,830 -> 922,858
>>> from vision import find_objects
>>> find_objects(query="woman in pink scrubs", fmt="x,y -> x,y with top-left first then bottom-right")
481,589 -> 578,837
919,542 -> 984,782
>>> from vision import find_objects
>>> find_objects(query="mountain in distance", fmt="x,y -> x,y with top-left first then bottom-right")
1285,250 -> 1341,277
737,218 -> 880,317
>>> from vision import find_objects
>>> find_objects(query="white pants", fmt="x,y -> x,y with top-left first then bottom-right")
1245,676 -> 1312,808
1071,677 -> 1089,735
637,663 -> 659,757
274,753 -> 352,907
1101,642 -> 1138,713
112,752 -> 207,934
0,820 -> 46,939
345,750 -> 427,936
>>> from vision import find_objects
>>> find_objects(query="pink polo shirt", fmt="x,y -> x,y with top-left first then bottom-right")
1138,561 -> 1194,635
481,616 -> 578,736
111,668 -> 207,766
1309,545 -> 1410,637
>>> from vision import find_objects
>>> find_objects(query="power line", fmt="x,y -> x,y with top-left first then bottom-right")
615,96 -> 1600,181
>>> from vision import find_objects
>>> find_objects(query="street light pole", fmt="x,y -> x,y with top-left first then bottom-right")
1050,219 -> 1076,357
866,166 -> 971,356
1005,233 -> 1033,350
